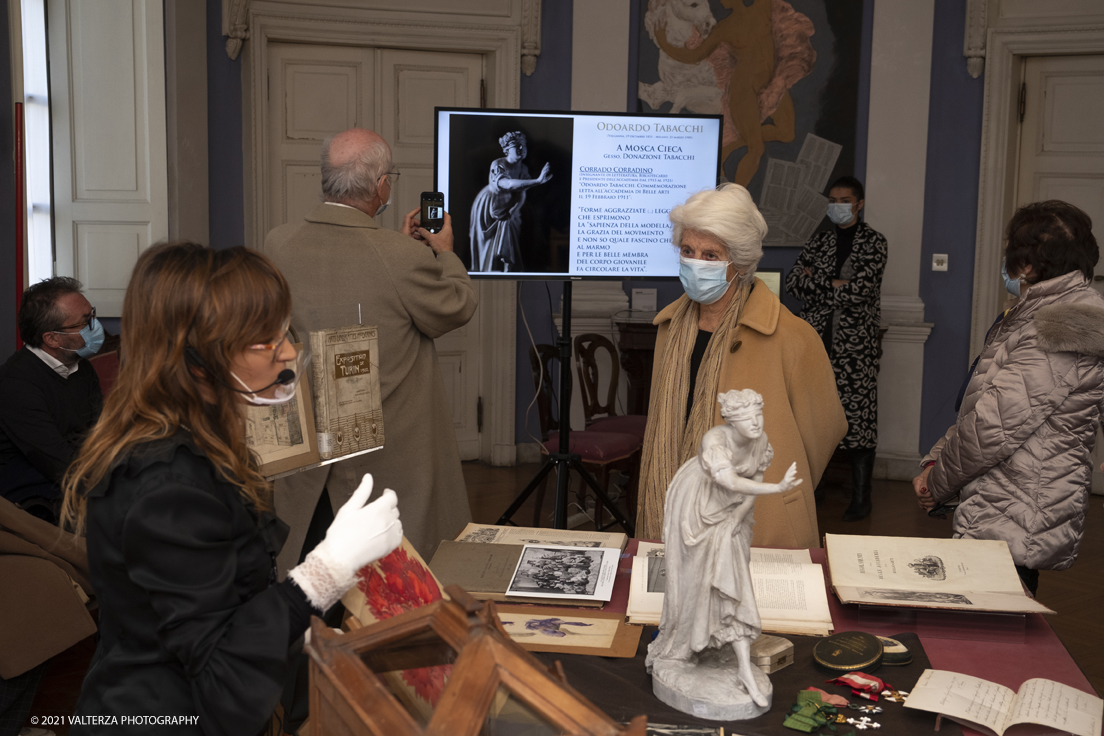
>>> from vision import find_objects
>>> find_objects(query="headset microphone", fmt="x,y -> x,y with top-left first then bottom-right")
185,346 -> 297,392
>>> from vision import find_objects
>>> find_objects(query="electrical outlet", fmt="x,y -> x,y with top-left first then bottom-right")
631,288 -> 657,312
932,254 -> 949,272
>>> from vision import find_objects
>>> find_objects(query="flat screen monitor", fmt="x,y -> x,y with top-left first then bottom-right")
434,107 -> 723,280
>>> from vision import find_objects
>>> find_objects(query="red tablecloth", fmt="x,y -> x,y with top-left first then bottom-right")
610,542 -> 1096,736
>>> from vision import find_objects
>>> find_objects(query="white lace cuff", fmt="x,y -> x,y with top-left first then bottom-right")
288,548 -> 357,612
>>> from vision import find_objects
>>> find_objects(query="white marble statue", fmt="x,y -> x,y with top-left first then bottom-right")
646,389 -> 801,720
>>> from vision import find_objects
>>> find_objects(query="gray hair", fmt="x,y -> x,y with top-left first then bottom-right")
320,133 -> 392,203
670,182 -> 767,282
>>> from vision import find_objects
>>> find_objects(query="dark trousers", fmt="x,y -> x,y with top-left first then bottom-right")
0,662 -> 48,736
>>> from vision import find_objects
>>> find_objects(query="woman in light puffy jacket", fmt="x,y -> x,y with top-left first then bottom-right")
914,200 -> 1104,596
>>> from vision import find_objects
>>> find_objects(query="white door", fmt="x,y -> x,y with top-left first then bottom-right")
48,0 -> 168,316
267,43 -> 485,459
1017,54 -> 1104,493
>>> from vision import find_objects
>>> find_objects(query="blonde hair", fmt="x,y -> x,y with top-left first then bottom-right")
670,183 -> 767,282
61,243 -> 291,533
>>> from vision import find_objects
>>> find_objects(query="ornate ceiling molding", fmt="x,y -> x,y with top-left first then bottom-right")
222,0 -> 250,60
521,0 -> 541,76
224,0 -> 537,71
963,0 -> 987,78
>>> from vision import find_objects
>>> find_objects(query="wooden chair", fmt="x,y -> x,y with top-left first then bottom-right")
529,344 -> 641,528
573,333 -> 647,441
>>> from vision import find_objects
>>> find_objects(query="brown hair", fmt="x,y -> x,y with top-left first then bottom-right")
1005,200 -> 1098,284
61,243 -> 292,533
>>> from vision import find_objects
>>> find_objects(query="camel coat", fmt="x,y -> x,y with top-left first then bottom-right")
263,203 -> 477,567
645,278 -> 847,548
0,495 -> 96,678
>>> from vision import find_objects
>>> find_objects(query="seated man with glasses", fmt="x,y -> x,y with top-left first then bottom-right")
0,277 -> 104,522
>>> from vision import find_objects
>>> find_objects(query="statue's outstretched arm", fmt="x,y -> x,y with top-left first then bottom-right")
712,461 -> 802,497
497,163 -> 553,191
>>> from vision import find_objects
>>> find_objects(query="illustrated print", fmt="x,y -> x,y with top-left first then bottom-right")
859,589 -> 972,605
907,556 -> 947,581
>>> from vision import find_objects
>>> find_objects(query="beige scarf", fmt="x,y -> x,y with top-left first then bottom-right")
636,281 -> 752,541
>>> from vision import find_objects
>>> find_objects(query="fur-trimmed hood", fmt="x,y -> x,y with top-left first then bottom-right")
1036,300 -> 1104,358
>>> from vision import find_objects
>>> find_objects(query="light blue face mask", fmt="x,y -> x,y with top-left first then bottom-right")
827,202 -> 854,226
55,317 -> 105,359
1001,259 -> 1021,297
679,257 -> 732,305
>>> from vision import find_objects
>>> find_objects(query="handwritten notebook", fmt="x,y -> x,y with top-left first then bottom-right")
904,669 -> 1103,736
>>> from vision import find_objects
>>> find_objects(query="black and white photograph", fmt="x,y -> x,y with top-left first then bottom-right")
646,555 -> 667,594
506,544 -> 618,603
447,114 -> 574,275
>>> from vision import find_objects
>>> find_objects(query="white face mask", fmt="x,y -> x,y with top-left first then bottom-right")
679,256 -> 733,305
375,176 -> 393,216
231,370 -> 297,406
827,202 -> 854,226
228,349 -> 310,407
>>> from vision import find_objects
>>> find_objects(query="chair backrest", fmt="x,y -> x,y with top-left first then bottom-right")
88,350 -> 120,397
528,344 -> 560,441
573,333 -> 620,424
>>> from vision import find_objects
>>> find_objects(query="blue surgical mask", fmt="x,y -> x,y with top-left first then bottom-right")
56,317 -> 105,359
679,257 -> 732,305
1001,259 -> 1021,297
827,203 -> 854,226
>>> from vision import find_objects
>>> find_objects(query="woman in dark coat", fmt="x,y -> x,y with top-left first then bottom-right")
60,243 -> 403,735
784,176 -> 888,521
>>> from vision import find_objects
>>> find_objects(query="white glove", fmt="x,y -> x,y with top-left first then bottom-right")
289,474 -> 403,611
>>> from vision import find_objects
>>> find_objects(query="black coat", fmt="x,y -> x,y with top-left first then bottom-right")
784,221 -> 888,450
73,433 -> 315,736
0,348 -> 102,500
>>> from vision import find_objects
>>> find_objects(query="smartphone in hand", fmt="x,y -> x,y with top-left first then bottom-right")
420,192 -> 445,234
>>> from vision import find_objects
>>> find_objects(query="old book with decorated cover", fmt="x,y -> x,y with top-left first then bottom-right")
308,325 -> 384,460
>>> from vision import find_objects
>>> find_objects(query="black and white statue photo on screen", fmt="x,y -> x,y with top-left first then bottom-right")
470,132 -> 552,272
448,114 -> 573,274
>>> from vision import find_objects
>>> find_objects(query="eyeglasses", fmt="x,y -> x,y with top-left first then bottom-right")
56,307 -> 96,333
381,170 -> 400,185
248,324 -> 293,362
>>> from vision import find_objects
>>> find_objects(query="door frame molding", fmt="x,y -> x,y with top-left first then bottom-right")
241,1 -> 521,465
970,23 -> 1104,357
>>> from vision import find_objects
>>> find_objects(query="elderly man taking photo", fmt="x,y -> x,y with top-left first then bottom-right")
0,277 -> 104,523
264,127 -> 477,566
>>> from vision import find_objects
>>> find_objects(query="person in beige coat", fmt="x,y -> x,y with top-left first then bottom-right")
637,183 -> 847,547
264,128 -> 477,566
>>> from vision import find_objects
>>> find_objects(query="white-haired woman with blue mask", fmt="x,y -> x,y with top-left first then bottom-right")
636,183 -> 846,547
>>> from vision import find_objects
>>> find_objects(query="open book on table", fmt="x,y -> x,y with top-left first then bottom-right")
824,534 -> 1054,615
453,522 -> 627,552
904,669 -> 1103,736
626,544 -> 834,636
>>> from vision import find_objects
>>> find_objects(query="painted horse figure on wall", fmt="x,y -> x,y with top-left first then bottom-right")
642,0 -> 816,187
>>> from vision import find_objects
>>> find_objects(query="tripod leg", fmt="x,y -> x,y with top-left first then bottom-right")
570,457 -> 635,536
553,455 -> 573,529
497,459 -> 556,526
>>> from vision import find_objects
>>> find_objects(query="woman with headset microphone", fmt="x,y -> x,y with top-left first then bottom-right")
61,242 -> 402,735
